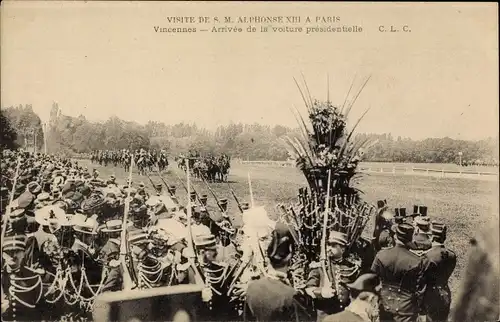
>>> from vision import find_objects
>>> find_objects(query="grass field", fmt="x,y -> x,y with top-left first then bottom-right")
77,159 -> 499,312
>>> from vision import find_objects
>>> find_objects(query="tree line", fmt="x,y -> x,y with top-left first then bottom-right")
1,103 -> 498,165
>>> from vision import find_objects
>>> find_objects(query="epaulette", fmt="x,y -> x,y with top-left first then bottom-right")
309,261 -> 321,269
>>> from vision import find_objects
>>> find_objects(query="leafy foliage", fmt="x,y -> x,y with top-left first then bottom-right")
283,77 -> 375,197
1,105 -> 44,151
1,102 -> 497,166
0,110 -> 19,150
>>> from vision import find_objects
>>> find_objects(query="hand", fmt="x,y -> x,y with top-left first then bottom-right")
320,286 -> 336,298
1,299 -> 9,314
201,287 -> 213,302
233,282 -> 248,298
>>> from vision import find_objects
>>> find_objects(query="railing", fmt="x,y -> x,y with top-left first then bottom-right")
238,160 -> 499,178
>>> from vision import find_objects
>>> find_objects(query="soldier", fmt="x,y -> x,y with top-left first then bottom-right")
193,233 -> 235,321
244,223 -> 310,322
371,223 -> 432,322
372,200 -> 394,252
106,175 -> 118,187
191,207 -> 212,238
305,230 -> 360,321
412,216 -> 432,252
423,223 -> 456,322
393,207 -> 407,225
2,234 -> 44,322
98,219 -> 127,292
219,198 -> 229,220
323,273 -> 382,322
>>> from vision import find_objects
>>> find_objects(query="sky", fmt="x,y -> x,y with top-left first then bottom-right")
1,1 -> 498,140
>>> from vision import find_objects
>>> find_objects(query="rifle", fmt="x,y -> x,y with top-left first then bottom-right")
0,157 -> 22,243
320,170 -> 332,287
200,175 -> 225,214
185,160 -> 205,286
226,182 -> 243,213
120,154 -> 136,290
154,168 -> 176,198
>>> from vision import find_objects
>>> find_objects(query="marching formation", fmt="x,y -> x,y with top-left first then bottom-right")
90,149 -> 169,174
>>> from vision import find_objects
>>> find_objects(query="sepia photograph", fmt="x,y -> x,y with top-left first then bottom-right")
0,1 -> 498,322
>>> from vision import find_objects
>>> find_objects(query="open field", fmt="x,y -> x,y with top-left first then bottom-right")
77,159 -> 499,312
239,160 -> 499,181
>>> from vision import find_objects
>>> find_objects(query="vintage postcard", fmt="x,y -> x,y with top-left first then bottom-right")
1,2 -> 498,322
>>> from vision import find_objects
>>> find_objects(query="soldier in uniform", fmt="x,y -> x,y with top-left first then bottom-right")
244,222 -> 310,322
372,200 -> 394,252
412,216 -> 432,252
423,223 -> 456,322
98,219 -> 127,292
219,198 -> 229,220
305,230 -> 360,321
193,233 -> 235,321
2,234 -> 44,322
371,223 -> 433,322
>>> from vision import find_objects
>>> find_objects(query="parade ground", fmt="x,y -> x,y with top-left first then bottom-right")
76,158 -> 499,312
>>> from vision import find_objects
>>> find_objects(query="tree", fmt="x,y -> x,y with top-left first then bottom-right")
0,110 -> 19,150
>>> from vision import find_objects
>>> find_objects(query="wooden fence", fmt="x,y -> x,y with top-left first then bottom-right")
237,160 -> 499,179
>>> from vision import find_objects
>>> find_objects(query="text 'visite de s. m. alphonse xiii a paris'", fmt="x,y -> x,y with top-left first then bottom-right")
153,15 -> 363,34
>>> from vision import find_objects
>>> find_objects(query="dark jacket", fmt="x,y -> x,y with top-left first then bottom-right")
423,244 -> 456,321
244,276 -> 311,322
371,244 -> 432,322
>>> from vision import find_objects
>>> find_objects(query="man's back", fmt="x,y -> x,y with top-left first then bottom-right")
425,245 -> 456,286
245,277 -> 309,322
371,244 -> 429,320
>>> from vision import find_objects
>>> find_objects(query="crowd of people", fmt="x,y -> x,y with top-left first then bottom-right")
0,149 -> 486,322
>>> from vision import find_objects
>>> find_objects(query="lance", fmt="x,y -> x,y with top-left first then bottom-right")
185,160 -> 205,285
226,182 -> 243,214
119,154 -> 135,290
0,156 -> 22,243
